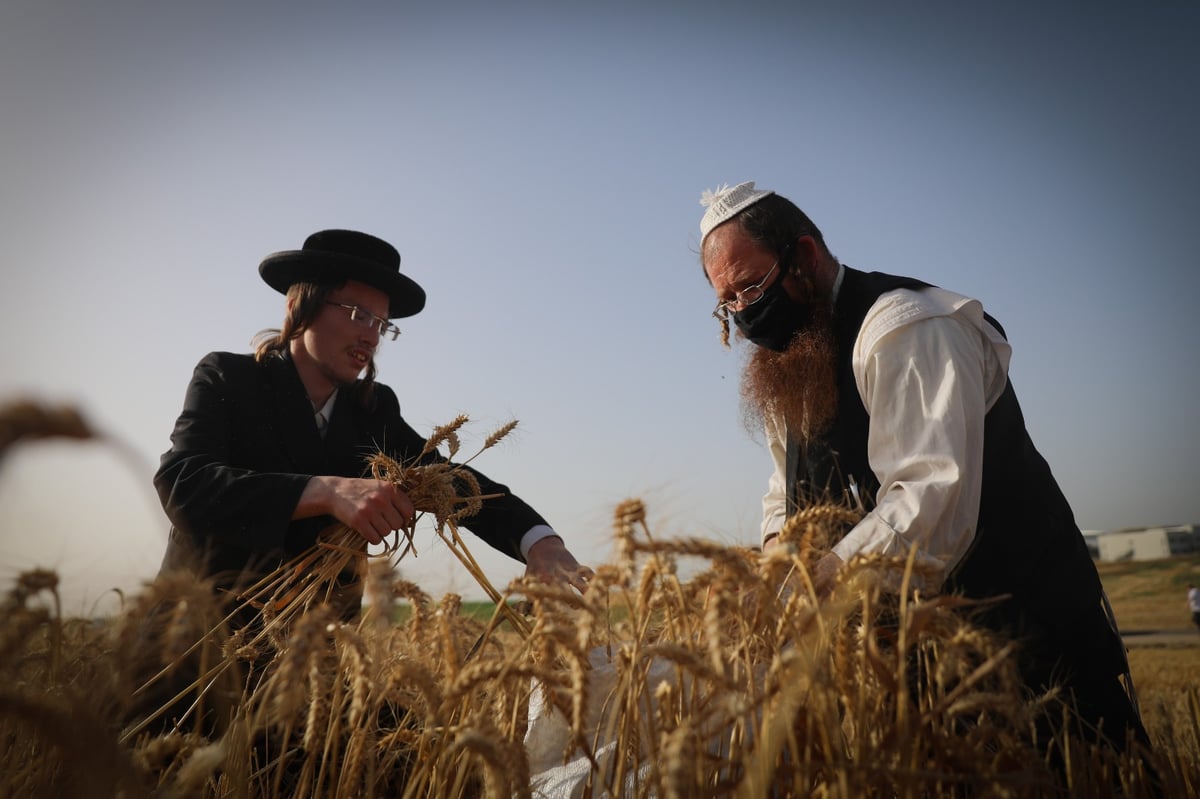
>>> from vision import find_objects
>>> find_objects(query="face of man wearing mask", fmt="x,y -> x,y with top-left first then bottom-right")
703,223 -> 839,441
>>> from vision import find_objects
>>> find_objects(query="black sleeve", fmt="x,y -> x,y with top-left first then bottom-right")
375,386 -> 550,564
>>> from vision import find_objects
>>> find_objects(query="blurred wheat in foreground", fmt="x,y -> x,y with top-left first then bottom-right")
0,404 -> 1196,797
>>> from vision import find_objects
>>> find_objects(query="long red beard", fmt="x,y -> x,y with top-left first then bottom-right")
740,317 -> 838,442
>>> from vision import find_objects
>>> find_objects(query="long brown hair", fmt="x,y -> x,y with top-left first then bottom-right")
252,281 -> 378,407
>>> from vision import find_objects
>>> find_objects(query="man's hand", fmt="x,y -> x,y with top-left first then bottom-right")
811,552 -> 842,598
524,535 -> 594,593
295,475 -> 415,545
762,535 -> 842,599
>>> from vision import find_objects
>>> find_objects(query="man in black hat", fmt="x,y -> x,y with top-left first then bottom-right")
154,229 -> 591,614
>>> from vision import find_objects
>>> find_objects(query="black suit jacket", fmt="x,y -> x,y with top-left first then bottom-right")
154,351 -> 547,593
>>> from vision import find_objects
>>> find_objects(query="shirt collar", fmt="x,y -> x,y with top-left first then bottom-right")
830,261 -> 846,305
314,389 -> 339,420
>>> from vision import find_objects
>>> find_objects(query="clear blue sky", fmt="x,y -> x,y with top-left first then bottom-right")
2,1 -> 1197,613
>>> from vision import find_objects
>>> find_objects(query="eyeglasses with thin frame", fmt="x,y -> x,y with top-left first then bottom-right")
325,301 -> 401,341
711,262 -> 779,321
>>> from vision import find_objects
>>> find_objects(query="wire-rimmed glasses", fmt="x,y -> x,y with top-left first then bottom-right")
325,302 -> 401,341
711,262 -> 779,321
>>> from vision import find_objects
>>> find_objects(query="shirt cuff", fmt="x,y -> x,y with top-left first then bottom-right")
762,524 -> 784,548
519,524 -> 559,559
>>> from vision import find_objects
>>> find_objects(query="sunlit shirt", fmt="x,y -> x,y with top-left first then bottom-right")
761,267 -> 1012,591
520,525 -> 559,558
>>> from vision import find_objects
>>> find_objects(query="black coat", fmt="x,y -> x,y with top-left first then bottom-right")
154,350 -> 547,594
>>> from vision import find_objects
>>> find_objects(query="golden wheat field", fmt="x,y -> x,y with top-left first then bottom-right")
1,400 -> 1198,798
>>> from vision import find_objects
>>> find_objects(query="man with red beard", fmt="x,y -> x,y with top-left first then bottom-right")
698,182 -> 1149,758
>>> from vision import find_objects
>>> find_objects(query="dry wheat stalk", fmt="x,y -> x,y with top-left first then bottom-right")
4,392 -> 1184,795
1,487 -> 1183,798
0,399 -> 94,456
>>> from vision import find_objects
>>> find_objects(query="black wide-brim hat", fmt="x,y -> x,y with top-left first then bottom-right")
258,229 -> 426,318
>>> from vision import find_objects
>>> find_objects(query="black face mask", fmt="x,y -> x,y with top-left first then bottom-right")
733,270 -> 813,351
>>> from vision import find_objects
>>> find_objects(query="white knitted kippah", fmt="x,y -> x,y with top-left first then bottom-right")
699,181 -> 774,241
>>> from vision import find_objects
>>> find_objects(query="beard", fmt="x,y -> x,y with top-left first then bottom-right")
740,307 -> 838,442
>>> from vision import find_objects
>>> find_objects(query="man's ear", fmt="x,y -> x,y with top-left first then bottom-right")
788,235 -> 819,273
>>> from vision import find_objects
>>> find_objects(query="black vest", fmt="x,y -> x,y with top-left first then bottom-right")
788,268 -> 1117,663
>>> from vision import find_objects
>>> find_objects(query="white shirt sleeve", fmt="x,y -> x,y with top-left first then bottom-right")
761,412 -> 790,544
829,288 -> 1011,587
519,524 -> 560,559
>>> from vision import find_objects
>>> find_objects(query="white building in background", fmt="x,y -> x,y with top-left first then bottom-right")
1083,524 -> 1200,562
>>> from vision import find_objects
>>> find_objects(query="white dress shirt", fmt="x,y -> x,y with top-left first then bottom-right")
313,390 -> 338,438
762,272 -> 1013,588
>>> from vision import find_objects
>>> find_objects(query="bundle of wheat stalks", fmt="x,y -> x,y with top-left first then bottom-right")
0,412 -> 1194,797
